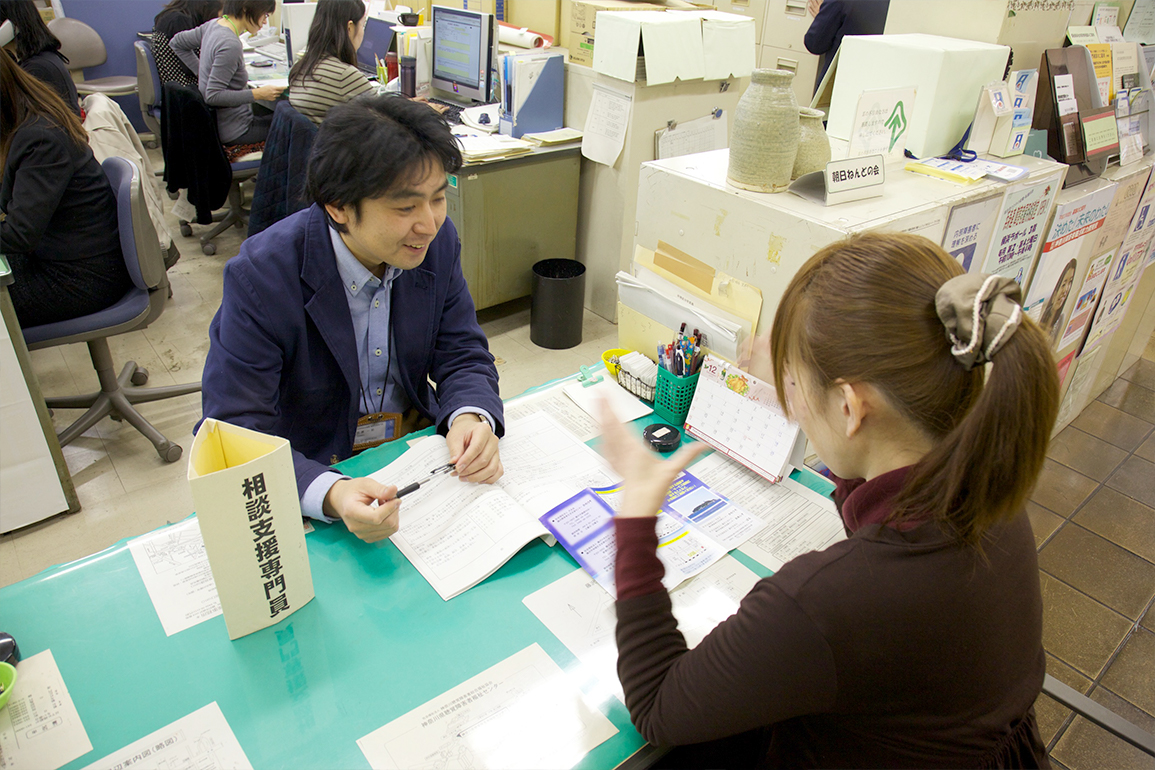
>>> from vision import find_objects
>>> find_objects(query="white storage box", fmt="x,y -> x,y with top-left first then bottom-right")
592,9 -> 755,84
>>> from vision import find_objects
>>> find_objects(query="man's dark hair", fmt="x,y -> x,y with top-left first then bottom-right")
222,0 -> 274,24
306,95 -> 463,232
0,0 -> 65,63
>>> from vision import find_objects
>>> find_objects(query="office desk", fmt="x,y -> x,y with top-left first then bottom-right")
0,373 -> 832,769
448,145 -> 581,310
0,255 -> 79,533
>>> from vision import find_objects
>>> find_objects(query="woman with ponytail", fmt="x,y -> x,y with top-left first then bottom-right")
600,232 -> 1057,768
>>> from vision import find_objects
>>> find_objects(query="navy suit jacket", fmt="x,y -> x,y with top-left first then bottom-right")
200,204 -> 504,498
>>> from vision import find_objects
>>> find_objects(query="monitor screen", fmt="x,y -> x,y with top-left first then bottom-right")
357,17 -> 395,74
431,6 -> 494,103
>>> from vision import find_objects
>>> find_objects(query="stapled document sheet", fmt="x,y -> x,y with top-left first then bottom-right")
0,650 -> 91,770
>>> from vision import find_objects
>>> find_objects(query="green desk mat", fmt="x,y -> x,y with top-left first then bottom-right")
0,369 -> 834,770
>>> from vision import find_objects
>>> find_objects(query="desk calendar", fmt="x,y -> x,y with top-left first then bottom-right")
683,355 -> 804,483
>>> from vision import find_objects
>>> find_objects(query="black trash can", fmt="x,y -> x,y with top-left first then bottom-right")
530,259 -> 586,349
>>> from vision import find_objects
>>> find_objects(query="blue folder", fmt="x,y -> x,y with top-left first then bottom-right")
499,50 -> 565,139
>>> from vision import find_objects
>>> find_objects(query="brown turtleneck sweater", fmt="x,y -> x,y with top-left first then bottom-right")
614,467 -> 1050,768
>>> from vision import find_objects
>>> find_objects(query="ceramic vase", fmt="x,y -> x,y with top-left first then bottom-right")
792,107 -> 831,179
727,69 -> 800,193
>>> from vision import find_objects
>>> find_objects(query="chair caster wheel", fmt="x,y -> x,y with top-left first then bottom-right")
235,220 -> 245,229
201,242 -> 216,256
160,444 -> 183,463
180,223 -> 192,236
131,367 -> 149,386
110,413 -> 124,422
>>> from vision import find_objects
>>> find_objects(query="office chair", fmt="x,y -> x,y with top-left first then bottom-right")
46,17 -> 137,97
161,83 -> 261,256
22,157 -> 201,464
134,41 -> 162,149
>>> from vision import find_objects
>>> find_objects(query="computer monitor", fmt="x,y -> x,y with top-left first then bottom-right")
280,2 -> 316,61
431,5 -> 495,104
357,17 -> 396,76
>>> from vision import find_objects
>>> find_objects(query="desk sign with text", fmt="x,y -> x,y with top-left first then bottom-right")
789,155 -> 886,206
188,419 -> 314,639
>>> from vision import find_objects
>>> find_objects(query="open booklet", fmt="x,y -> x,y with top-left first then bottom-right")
370,411 -> 620,600
539,469 -> 765,595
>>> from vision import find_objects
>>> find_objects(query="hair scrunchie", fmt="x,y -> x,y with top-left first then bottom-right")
935,273 -> 1023,371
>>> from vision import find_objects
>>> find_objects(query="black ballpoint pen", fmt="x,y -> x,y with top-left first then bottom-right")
396,463 -> 455,498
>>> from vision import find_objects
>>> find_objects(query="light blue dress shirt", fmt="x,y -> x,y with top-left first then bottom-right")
300,227 -> 494,521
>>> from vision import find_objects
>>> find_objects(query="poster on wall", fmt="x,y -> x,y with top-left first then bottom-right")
941,194 -> 1005,272
983,171 -> 1064,284
1090,166 -> 1151,255
1082,239 -> 1152,349
1057,249 -> 1116,350
1022,184 -> 1117,349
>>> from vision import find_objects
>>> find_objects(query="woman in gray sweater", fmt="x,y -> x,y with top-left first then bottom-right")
171,0 -> 282,145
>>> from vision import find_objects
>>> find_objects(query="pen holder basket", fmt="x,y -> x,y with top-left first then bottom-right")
617,368 -> 656,402
654,368 -> 699,425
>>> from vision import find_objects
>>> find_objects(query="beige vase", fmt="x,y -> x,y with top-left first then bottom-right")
792,107 -> 831,179
727,69 -> 800,193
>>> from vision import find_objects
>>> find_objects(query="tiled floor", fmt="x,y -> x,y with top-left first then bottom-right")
1030,339 -> 1155,769
1,149 -> 1153,768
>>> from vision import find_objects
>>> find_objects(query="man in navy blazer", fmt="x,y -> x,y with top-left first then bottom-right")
201,96 -> 504,543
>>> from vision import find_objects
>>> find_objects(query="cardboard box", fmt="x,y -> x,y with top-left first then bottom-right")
592,9 -> 755,84
561,0 -> 668,67
826,34 -> 1010,159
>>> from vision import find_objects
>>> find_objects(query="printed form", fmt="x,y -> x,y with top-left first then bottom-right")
80,703 -> 252,770
523,557 -> 761,703
689,453 -> 846,572
0,650 -> 91,770
357,643 -> 616,770
373,412 -> 619,600
129,517 -> 222,636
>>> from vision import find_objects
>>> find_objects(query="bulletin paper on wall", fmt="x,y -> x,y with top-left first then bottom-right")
0,650 -> 91,770
1058,249 -> 1116,350
582,85 -> 632,167
689,452 -> 846,572
522,556 -> 761,703
79,703 -> 252,770
356,644 -> 617,770
129,517 -> 223,636
941,194 -> 1006,272
1083,238 -> 1152,350
983,172 -> 1064,284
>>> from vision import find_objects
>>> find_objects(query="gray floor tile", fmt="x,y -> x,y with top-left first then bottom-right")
1100,628 -> 1155,717
1038,525 -> 1155,620
1138,434 -> 1155,463
1122,359 -> 1155,391
1027,502 -> 1065,548
1047,426 -> 1129,481
1071,401 -> 1153,453
1074,487 -> 1155,563
1030,459 -> 1100,518
1098,377 -> 1155,423
1107,456 -> 1155,509
1040,572 -> 1133,680
1036,654 -> 1092,747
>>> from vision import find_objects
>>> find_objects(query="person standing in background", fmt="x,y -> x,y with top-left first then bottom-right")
804,0 -> 890,95
152,0 -> 222,88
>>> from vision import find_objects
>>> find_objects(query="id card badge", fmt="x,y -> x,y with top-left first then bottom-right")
353,411 -> 402,453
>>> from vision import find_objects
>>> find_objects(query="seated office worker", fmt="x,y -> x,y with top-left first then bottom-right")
601,233 -> 1056,767
0,0 -> 80,117
152,0 -> 223,89
170,0 -> 284,145
1,51 -> 130,328
201,96 -> 504,543
288,0 -> 375,125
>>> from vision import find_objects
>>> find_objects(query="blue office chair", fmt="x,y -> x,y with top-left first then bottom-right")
134,40 -> 162,148
22,157 -> 201,463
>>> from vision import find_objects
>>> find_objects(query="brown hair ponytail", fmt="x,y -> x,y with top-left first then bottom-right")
770,232 -> 1060,546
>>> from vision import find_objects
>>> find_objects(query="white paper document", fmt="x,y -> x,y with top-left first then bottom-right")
80,703 -> 252,770
523,557 -> 760,703
0,650 -> 91,770
357,644 -> 617,770
563,378 -> 653,425
655,111 -> 728,160
129,517 -> 223,636
689,453 -> 845,572
504,382 -> 602,442
582,85 -> 632,167
374,412 -> 618,600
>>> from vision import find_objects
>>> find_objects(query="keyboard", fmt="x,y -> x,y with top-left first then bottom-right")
429,98 -> 466,125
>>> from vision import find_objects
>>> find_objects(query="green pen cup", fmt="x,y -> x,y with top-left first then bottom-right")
653,367 -> 700,425
0,661 -> 16,711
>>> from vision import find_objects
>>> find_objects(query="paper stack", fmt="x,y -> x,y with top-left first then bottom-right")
454,133 -> 535,162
